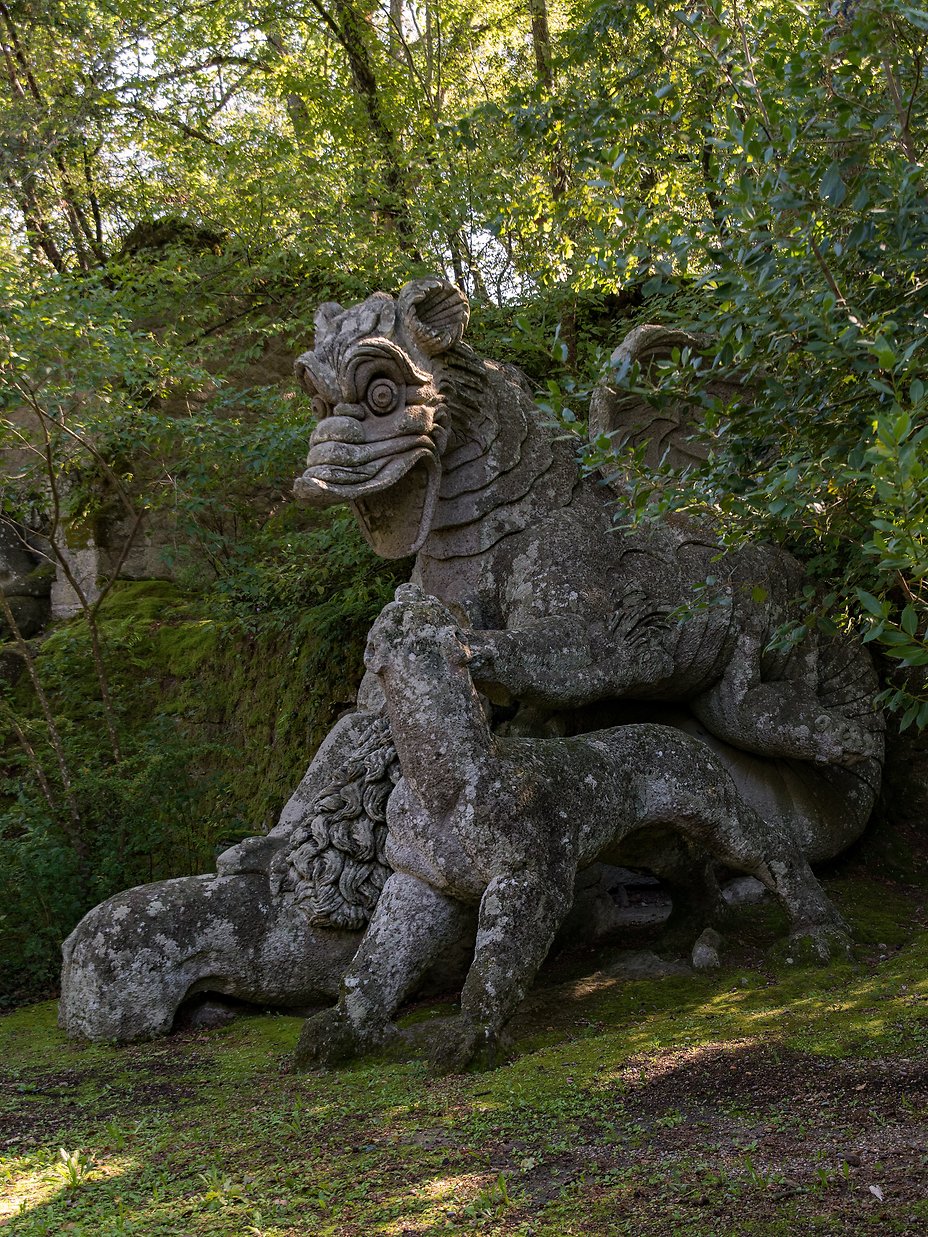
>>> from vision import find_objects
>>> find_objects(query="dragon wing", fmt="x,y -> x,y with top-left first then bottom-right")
589,324 -> 745,473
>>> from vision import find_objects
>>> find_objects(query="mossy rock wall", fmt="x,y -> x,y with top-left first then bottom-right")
0,522 -> 404,1001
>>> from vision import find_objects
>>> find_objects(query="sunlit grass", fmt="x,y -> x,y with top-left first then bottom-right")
4,877 -> 928,1233
1,1150 -> 136,1225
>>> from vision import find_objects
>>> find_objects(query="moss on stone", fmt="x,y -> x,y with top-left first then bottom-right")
1,557 -> 393,994
5,927 -> 928,1234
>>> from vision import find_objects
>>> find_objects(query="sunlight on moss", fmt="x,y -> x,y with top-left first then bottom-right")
4,925 -> 928,1233
0,1152 -> 135,1225
381,1171 -> 472,1234
0,1159 -> 65,1224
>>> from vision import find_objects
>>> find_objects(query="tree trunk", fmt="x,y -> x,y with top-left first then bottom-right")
528,0 -> 575,365
311,0 -> 420,255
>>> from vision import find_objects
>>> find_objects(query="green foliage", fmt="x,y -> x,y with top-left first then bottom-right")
0,0 -> 571,292
4,0 -> 928,1000
54,1147 -> 92,1191
0,512 -> 401,998
0,607 -> 231,996
550,0 -> 928,723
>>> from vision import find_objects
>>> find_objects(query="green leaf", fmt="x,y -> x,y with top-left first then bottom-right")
901,702 -> 919,731
855,589 -> 885,617
820,162 -> 846,206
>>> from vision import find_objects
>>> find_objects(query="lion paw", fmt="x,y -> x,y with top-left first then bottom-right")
428,1018 -> 510,1075
290,1006 -> 390,1070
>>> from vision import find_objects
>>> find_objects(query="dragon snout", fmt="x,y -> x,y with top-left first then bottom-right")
308,416 -> 367,449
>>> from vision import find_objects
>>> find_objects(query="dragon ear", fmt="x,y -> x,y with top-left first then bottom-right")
590,324 -> 728,475
398,277 -> 469,356
313,301 -> 344,342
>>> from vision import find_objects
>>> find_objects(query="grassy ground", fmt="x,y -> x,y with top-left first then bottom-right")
3,872 -> 928,1236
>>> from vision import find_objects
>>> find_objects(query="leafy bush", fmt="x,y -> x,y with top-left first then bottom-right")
553,0 -> 928,725
0,511 -> 403,1000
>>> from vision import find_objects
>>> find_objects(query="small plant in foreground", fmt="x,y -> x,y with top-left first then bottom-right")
655,1108 -> 685,1128
460,1173 -> 514,1220
56,1145 -> 92,1188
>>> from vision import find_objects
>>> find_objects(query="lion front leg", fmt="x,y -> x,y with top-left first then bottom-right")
430,871 -> 573,1074
292,872 -> 471,1069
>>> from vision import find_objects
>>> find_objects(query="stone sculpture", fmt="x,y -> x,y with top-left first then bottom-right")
59,277 -> 884,1048
293,584 -> 851,1072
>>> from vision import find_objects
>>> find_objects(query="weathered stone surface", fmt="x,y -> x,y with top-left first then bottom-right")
60,863 -> 483,1043
62,277 -> 885,1049
602,951 -> 691,979
588,323 -> 751,473
49,515 -> 177,620
722,875 -> 769,907
292,585 -> 852,1071
692,926 -> 723,970
59,873 -> 360,1042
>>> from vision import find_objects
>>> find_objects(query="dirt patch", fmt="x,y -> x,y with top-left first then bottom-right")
477,1043 -> 928,1233
0,1052 -> 211,1150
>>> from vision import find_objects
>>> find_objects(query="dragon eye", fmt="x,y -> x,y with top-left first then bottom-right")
366,377 -> 401,416
311,395 -> 330,419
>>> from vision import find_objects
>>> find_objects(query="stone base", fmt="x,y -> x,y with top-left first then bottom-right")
59,872 -> 360,1042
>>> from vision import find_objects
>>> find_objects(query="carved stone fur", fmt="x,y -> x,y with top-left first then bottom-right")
274,713 -> 398,930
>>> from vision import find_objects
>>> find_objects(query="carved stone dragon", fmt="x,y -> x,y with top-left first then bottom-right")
59,278 -> 883,1045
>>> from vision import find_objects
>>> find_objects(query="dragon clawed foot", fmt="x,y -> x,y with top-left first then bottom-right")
809,714 -> 875,768
771,921 -> 853,968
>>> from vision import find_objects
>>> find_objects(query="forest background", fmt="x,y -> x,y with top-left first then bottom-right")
1,0 -> 927,1002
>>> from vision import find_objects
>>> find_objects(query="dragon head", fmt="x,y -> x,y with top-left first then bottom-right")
293,277 -> 472,558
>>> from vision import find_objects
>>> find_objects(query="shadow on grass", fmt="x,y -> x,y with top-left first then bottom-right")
4,920 -> 928,1235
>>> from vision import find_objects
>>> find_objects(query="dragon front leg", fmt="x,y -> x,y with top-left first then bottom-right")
468,606 -> 675,709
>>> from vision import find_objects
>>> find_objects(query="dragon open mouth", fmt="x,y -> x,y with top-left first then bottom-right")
294,437 -> 440,558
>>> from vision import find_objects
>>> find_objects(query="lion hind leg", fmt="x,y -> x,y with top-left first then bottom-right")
641,765 -> 848,960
